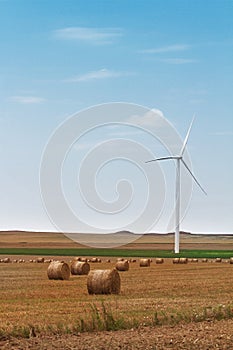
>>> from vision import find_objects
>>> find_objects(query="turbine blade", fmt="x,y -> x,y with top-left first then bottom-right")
180,114 -> 195,156
181,159 -> 207,195
145,156 -> 176,163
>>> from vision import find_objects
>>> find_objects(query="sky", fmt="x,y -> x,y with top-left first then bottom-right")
0,0 -> 233,237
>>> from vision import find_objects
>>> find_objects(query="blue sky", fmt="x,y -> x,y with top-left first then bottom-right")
0,0 -> 232,235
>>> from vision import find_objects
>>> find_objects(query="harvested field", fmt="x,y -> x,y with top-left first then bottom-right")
1,256 -> 233,348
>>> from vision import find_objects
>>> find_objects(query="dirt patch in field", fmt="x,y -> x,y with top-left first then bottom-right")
1,319 -> 233,349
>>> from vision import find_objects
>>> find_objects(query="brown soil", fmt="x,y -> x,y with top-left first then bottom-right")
1,230 -> 233,250
1,319 -> 233,349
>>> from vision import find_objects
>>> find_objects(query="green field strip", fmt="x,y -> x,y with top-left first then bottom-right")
0,248 -> 233,258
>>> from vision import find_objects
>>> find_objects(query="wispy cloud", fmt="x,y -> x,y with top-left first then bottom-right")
65,69 -> 132,82
10,96 -> 46,104
127,109 -> 165,128
140,44 -> 191,54
53,27 -> 123,45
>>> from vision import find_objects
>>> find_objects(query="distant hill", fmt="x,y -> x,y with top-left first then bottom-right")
0,230 -> 233,250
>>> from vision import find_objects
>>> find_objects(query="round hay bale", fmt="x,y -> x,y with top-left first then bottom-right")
71,261 -> 90,275
37,257 -> 44,263
87,269 -> 120,295
106,259 -> 111,263
179,258 -> 188,264
13,259 -> 18,263
192,258 -> 198,263
47,261 -> 70,280
215,258 -> 222,263
73,257 -> 82,261
155,258 -> 164,264
202,258 -> 208,263
81,257 -> 88,262
3,257 -> 10,263
173,258 -> 180,264
230,257 -> 233,264
139,258 -> 150,267
91,257 -> 98,263
115,260 -> 129,271
116,258 -> 124,262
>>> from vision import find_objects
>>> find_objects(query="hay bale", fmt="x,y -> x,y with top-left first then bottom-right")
179,258 -> 188,264
192,258 -> 198,263
73,257 -> 82,262
139,258 -> 150,267
91,257 -> 98,263
71,261 -> 90,275
81,257 -> 88,262
87,268 -> 120,295
37,257 -> 44,263
44,259 -> 52,263
202,258 -> 208,263
106,259 -> 111,263
155,258 -> 164,264
173,258 -> 180,264
215,258 -> 222,263
230,257 -> 233,264
3,257 -> 10,263
47,261 -> 70,280
116,258 -> 124,262
115,260 -> 129,271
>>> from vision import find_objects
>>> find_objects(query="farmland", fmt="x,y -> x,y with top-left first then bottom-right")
1,231 -> 233,349
1,256 -> 233,349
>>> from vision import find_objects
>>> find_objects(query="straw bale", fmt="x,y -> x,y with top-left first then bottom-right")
155,258 -> 164,264
47,261 -> 70,280
116,258 -> 124,262
115,260 -> 129,271
71,261 -> 90,275
139,258 -> 150,267
179,258 -> 188,264
87,268 -> 120,294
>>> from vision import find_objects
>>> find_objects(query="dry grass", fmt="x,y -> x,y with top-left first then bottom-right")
1,258 -> 233,337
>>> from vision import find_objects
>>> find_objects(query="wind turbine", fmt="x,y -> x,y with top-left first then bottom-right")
146,117 -> 207,254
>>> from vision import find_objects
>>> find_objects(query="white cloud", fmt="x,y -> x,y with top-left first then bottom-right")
140,44 -> 191,54
10,96 -> 46,104
65,69 -> 131,82
127,109 -> 165,128
53,27 -> 123,45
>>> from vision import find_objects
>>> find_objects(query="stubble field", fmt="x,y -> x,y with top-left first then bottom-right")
1,256 -> 233,349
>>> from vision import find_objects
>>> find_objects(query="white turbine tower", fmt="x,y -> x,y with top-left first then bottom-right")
146,117 -> 207,254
